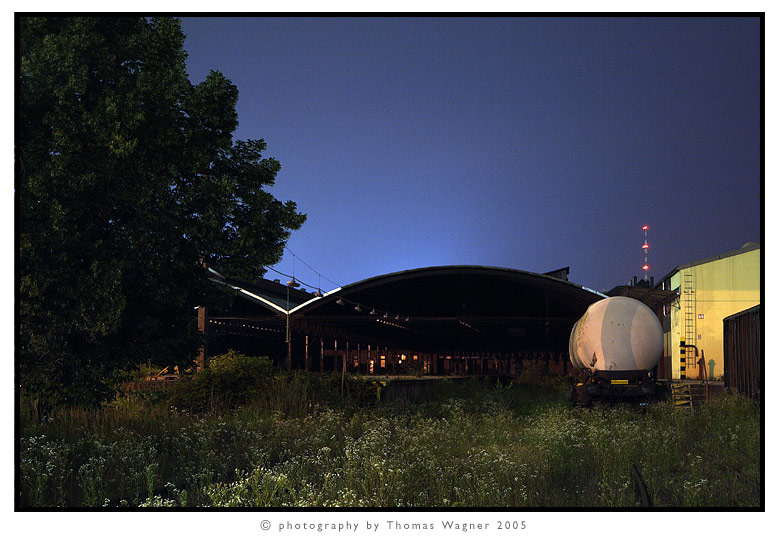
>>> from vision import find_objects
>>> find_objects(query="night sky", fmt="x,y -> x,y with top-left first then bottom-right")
180,17 -> 761,294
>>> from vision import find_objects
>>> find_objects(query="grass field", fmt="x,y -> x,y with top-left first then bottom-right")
18,372 -> 761,508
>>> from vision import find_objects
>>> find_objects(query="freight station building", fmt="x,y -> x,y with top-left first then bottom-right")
202,266 -> 605,377
606,243 -> 761,384
654,243 -> 760,381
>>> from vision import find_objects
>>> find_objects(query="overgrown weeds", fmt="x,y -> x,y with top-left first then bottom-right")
18,370 -> 760,508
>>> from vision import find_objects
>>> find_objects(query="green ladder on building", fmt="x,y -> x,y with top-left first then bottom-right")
682,271 -> 697,378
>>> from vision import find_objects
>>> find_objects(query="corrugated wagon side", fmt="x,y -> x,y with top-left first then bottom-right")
723,304 -> 761,400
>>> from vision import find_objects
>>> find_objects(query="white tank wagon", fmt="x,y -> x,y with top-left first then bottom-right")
568,296 -> 665,405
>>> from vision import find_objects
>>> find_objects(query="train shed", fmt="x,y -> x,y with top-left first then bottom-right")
204,265 -> 604,376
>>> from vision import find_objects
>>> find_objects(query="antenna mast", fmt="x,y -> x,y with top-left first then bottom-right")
641,225 -> 649,282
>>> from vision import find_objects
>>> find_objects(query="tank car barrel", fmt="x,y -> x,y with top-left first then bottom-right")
569,296 -> 663,376
568,297 -> 664,406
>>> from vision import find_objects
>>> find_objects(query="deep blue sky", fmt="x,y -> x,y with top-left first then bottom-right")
180,17 -> 761,293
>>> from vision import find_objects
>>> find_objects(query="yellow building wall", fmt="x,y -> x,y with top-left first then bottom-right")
670,248 -> 760,379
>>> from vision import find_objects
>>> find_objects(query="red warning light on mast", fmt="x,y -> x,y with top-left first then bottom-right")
641,225 -> 650,276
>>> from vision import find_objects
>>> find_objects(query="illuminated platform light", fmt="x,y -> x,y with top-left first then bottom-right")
642,225 -> 649,230
642,243 -> 649,249
642,264 -> 649,271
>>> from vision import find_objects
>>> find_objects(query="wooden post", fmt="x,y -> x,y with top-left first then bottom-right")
305,335 -> 310,371
287,324 -> 292,371
342,341 -> 348,396
196,306 -> 208,370
320,337 -> 325,372
334,339 -> 339,373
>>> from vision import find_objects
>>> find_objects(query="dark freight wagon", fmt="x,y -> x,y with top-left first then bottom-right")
723,305 -> 761,400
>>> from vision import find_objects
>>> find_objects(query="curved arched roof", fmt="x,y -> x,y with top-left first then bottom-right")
281,266 -> 604,352
292,265 -> 603,316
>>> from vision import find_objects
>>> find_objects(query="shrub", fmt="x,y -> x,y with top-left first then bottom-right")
168,351 -> 272,411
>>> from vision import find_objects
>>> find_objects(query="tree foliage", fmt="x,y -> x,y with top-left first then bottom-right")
19,17 -> 305,408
